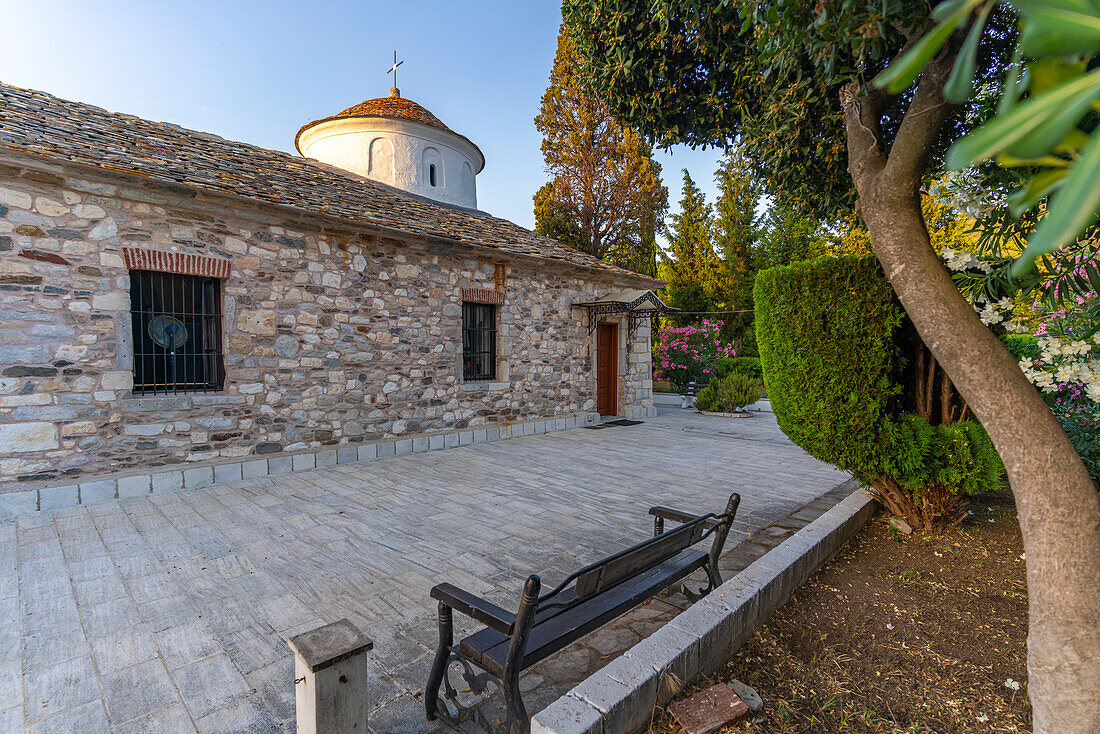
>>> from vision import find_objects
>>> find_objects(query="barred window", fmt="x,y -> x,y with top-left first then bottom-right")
129,270 -> 225,395
462,302 -> 496,381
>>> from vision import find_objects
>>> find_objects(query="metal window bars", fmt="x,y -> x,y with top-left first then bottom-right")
462,302 -> 496,381
129,270 -> 225,395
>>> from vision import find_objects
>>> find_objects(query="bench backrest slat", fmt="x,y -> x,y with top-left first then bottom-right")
573,517 -> 708,599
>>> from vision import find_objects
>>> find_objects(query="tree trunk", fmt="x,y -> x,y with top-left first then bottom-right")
862,183 -> 1100,732
842,68 -> 1100,730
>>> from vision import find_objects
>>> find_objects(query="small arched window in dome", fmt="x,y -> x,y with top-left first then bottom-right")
423,148 -> 443,189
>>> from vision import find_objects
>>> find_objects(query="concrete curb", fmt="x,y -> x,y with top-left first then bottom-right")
530,487 -> 877,734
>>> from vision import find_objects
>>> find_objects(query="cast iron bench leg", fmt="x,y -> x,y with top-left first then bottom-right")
705,493 -> 741,592
425,602 -> 453,721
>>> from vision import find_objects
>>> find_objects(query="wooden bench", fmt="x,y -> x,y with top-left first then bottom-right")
682,380 -> 706,408
424,494 -> 741,734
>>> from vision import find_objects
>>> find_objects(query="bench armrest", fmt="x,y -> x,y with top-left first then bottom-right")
431,583 -> 516,635
649,506 -> 719,529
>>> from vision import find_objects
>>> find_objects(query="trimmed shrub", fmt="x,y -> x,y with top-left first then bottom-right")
715,356 -> 763,383
694,373 -> 763,412
754,255 -> 1004,529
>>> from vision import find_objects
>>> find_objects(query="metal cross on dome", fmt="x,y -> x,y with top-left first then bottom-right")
387,51 -> 404,89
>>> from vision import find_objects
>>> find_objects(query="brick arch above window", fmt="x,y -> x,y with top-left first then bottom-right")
460,287 -> 503,305
122,248 -> 231,279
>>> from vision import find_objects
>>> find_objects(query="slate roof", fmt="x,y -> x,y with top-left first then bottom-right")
0,82 -> 651,281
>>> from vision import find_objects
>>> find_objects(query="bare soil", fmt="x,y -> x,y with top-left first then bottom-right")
650,489 -> 1030,733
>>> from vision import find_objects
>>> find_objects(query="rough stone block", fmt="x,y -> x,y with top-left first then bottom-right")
241,459 -> 269,480
117,475 -> 151,498
268,456 -> 292,476
356,444 -> 377,462
182,466 -> 213,489
393,439 -> 412,456
486,426 -> 501,442
213,463 -> 242,484
427,434 -> 444,451
0,346 -> 52,366
151,471 -> 184,493
79,479 -> 117,504
0,421 -> 58,452
472,429 -> 487,444
458,431 -> 473,446
443,433 -> 458,449
376,442 -> 396,459
40,484 -> 79,511
728,680 -> 763,713
315,450 -> 337,469
336,447 -> 357,465
411,436 -> 428,453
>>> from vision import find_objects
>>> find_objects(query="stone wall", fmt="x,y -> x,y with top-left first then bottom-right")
0,154 -> 654,496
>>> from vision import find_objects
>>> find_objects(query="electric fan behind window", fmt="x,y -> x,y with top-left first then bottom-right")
147,315 -> 189,385
148,315 -> 188,350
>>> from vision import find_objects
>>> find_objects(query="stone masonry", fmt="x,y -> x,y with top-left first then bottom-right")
0,153 -> 655,500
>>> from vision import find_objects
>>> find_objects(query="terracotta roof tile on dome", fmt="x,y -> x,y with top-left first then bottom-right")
0,82 -> 656,284
335,95 -> 453,132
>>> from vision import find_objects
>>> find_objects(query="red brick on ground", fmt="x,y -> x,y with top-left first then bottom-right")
667,683 -> 750,734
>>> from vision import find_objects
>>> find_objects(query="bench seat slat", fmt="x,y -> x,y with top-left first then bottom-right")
459,548 -> 708,676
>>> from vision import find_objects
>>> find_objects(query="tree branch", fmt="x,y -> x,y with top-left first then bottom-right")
883,50 -> 958,188
840,83 -> 887,192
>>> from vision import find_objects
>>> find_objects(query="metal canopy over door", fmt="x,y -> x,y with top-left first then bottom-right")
596,322 -> 618,416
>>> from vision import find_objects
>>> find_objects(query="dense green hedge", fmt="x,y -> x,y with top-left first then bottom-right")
754,255 -> 1004,526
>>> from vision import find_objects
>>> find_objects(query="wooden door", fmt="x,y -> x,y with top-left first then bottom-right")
596,323 -> 617,416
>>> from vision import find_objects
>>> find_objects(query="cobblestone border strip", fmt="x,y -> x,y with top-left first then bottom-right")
0,412 -> 605,519
530,487 -> 877,734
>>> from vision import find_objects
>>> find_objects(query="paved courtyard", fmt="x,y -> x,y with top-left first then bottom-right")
1,405 -> 850,733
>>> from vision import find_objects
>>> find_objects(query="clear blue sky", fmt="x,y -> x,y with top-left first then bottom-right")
1,0 -> 725,232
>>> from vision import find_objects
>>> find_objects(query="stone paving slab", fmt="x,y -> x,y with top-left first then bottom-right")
1,406 -> 849,732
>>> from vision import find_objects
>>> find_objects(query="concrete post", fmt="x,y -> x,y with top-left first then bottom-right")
288,618 -> 373,734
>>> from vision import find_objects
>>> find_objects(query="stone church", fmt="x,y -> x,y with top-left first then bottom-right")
0,81 -> 667,516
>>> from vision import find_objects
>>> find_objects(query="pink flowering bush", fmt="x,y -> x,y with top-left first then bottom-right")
653,319 -> 736,390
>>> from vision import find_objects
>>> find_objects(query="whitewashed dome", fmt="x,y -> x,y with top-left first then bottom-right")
295,88 -> 484,209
